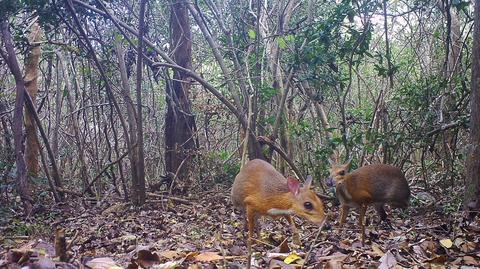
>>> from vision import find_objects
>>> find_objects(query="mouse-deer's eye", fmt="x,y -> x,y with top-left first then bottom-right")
304,202 -> 313,210
339,170 -> 345,176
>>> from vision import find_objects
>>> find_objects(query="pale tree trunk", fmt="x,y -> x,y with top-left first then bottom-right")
24,23 -> 42,177
52,56 -> 63,160
57,52 -> 92,194
441,4 -> 463,185
464,0 -> 480,212
0,20 -> 33,216
114,41 -> 137,202
165,0 -> 197,191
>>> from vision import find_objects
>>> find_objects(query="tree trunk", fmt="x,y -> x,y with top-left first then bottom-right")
133,0 -> 147,205
464,0 -> 480,211
165,0 -> 197,190
114,41 -> 137,202
1,20 -> 33,216
58,52 -> 91,194
24,23 -> 42,177
52,56 -> 63,160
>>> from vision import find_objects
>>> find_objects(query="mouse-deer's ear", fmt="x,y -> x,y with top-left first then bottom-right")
345,157 -> 353,170
287,176 -> 300,196
304,175 -> 313,189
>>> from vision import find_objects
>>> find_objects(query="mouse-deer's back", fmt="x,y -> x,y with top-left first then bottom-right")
330,162 -> 410,207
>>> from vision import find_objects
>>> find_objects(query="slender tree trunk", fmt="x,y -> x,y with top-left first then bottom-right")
133,0 -> 147,205
114,41 -> 137,202
58,53 -> 92,194
1,20 -> 33,216
441,4 -> 462,185
0,100 -> 14,201
52,56 -> 63,160
465,0 -> 480,211
165,0 -> 197,190
382,0 -> 393,164
24,23 -> 42,177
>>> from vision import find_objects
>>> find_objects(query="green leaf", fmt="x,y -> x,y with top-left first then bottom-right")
277,37 -> 286,49
285,34 -> 295,42
329,137 -> 343,146
62,86 -> 69,97
452,0 -> 470,11
114,33 -> 123,43
248,29 -> 256,39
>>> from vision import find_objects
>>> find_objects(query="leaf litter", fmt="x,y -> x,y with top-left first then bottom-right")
0,188 -> 479,268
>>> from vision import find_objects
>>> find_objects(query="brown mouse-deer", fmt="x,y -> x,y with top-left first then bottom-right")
231,159 -> 326,248
329,160 -> 410,244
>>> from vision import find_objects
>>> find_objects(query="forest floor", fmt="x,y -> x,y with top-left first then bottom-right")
1,186 -> 479,269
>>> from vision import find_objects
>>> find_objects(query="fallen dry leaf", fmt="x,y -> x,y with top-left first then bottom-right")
151,260 -> 181,269
460,241 -> 477,253
378,250 -> 397,269
439,239 -> 452,249
159,250 -> 182,260
278,239 -> 290,253
369,243 -> 384,257
283,253 -> 302,265
316,253 -> 347,262
463,256 -> 479,266
194,252 -> 223,262
267,259 -> 295,269
324,260 -> 342,269
453,238 -> 464,248
85,257 -> 121,269
412,245 -> 427,259
428,255 -> 447,264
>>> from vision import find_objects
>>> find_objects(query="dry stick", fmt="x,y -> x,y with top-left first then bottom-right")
426,120 -> 467,136
247,235 -> 252,269
257,136 -> 304,177
168,154 -> 193,195
301,224 -> 325,269
146,192 -> 192,205
241,95 -> 254,168
39,146 -> 60,202
82,143 -> 137,195
222,134 -> 247,165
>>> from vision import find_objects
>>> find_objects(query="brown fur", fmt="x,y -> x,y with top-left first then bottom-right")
232,159 -> 326,242
330,161 -> 410,244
